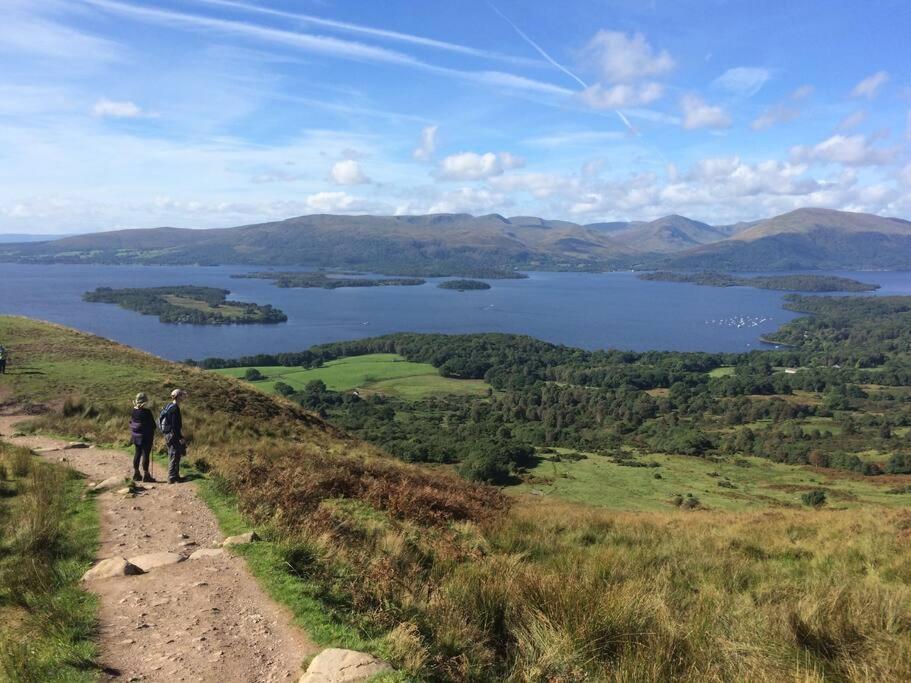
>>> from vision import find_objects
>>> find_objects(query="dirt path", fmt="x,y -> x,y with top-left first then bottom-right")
0,415 -> 318,682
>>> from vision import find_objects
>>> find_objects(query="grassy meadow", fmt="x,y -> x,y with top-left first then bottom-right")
2,315 -> 911,681
213,353 -> 490,399
515,449 -> 911,511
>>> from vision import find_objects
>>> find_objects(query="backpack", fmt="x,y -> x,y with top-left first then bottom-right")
158,403 -> 175,435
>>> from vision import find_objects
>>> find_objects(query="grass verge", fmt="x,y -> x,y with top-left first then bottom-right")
0,441 -> 100,682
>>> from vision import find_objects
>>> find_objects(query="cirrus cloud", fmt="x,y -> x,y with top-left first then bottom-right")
851,71 -> 889,99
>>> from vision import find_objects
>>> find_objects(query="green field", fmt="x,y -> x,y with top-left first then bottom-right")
515,449 -> 910,512
213,353 -> 489,399
708,366 -> 735,377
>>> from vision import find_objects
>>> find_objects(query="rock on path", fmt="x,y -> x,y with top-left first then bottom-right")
0,415 -> 319,682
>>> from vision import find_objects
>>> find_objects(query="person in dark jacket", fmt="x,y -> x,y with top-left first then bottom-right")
129,392 -> 156,482
160,388 -> 187,484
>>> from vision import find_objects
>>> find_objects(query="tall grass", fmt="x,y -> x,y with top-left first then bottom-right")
0,442 -> 100,682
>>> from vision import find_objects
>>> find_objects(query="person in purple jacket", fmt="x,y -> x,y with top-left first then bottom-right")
129,392 -> 156,482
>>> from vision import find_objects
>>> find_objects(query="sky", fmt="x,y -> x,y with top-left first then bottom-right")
2,0 -> 910,234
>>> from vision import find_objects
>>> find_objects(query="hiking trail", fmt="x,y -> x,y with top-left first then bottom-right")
0,413 -> 319,682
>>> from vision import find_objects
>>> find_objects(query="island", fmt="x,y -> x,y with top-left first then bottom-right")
638,271 -> 880,292
437,279 -> 492,291
83,286 -> 287,325
232,272 -> 425,289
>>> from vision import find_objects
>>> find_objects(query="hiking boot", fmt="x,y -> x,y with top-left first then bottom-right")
132,471 -> 142,481
168,478 -> 179,484
142,473 -> 156,483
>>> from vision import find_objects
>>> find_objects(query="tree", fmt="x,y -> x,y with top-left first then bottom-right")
244,368 -> 264,381
273,381 -> 294,396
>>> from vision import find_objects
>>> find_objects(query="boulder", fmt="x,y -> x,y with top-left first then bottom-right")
83,557 -> 144,581
93,475 -> 125,492
189,548 -> 224,560
299,649 -> 392,683
222,531 -> 259,547
129,552 -> 185,572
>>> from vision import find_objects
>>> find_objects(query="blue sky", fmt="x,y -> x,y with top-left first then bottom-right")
2,0 -> 910,233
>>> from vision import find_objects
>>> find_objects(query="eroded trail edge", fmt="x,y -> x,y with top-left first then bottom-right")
0,414 -> 317,682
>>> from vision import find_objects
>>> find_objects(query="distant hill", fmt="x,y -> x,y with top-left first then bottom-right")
2,207 -> 910,274
0,233 -> 74,243
661,208 -> 911,271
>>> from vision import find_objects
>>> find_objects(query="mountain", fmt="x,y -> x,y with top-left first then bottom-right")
3,207 -> 910,274
0,213 -> 639,276
661,208 -> 911,271
604,215 -> 728,254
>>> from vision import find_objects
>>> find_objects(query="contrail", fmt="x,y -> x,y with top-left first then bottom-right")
487,2 -> 637,135
487,2 -> 586,89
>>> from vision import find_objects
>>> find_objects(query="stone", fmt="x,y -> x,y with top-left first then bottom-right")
299,649 -> 392,683
222,531 -> 259,547
92,475 -> 124,492
64,441 -> 90,449
189,548 -> 225,560
129,552 -> 185,572
83,557 -> 144,581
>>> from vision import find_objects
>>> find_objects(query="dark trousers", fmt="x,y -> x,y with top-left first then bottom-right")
0,359 -> 5,374
133,442 -> 151,474
167,438 -> 185,482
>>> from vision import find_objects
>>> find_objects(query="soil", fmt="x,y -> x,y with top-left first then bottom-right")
0,414 -> 318,682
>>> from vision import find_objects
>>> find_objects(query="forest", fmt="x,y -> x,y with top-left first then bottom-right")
437,279 -> 491,291
83,286 -> 287,325
639,271 -> 880,292
232,272 -> 425,288
196,293 -> 911,484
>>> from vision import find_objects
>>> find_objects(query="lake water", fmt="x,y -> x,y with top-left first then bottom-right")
1,264 -> 908,360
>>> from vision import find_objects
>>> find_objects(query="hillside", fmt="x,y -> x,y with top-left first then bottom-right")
3,207 -> 910,273
4,316 -> 911,679
662,208 -> 911,270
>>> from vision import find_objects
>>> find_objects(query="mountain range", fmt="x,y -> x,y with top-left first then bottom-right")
2,207 -> 910,275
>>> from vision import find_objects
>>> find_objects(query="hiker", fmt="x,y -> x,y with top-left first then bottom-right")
129,392 -> 156,482
0,345 -> 7,374
159,389 -> 187,484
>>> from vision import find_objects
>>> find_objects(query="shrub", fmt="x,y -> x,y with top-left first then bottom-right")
244,368 -> 264,381
801,489 -> 827,508
273,381 -> 295,397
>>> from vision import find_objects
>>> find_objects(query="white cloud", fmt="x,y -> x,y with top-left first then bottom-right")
436,152 -> 525,181
791,134 -> 896,167
489,172 -> 579,199
837,110 -> 868,132
680,94 -> 731,130
305,191 -> 370,213
851,71 -> 889,99
412,125 -> 438,162
426,187 -> 508,214
329,159 -> 369,185
712,67 -> 771,97
578,82 -> 664,109
581,30 -> 674,83
91,98 -> 147,118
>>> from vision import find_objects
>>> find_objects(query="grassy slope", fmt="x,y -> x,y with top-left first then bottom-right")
515,450 -> 909,511
3,316 -> 911,681
214,354 -> 489,399
0,441 -> 100,681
